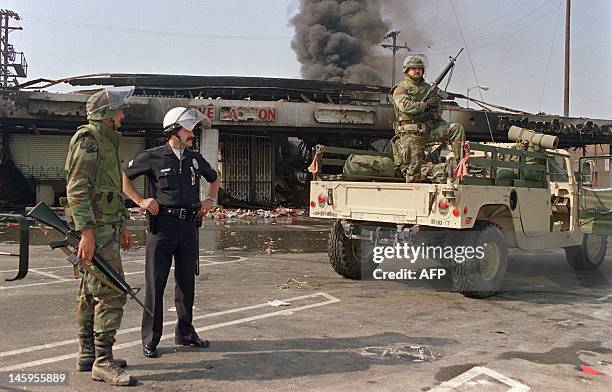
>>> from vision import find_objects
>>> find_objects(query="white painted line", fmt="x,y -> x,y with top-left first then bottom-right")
29,268 -> 73,282
430,366 -> 529,392
596,292 -> 612,302
0,280 -> 77,290
0,260 -> 146,274
199,255 -> 248,265
0,292 -> 340,364
0,257 -> 247,289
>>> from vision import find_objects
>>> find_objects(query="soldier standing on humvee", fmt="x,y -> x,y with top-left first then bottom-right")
65,87 -> 136,386
390,55 -> 465,182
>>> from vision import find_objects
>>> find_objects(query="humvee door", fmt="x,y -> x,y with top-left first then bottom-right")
577,156 -> 612,234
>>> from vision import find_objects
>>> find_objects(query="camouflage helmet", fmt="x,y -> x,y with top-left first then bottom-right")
86,86 -> 134,120
402,55 -> 426,72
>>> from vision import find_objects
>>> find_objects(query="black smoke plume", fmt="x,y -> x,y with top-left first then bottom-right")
290,0 -> 390,85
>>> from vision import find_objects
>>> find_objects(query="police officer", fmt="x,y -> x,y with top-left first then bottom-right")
390,54 -> 465,182
66,87 -> 135,386
122,107 -> 220,358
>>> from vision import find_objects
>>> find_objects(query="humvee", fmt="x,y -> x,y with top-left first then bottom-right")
309,126 -> 611,298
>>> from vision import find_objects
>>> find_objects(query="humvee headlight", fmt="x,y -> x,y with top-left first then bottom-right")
310,201 -> 316,208
453,208 -> 460,217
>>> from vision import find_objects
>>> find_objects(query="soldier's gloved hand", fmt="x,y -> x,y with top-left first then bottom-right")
138,198 -> 159,215
77,228 -> 95,264
121,227 -> 133,251
418,101 -> 429,112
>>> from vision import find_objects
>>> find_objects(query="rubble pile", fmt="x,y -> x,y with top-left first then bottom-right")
127,206 -> 306,220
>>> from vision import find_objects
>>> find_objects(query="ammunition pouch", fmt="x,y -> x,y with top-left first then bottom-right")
97,191 -> 120,216
396,122 -> 427,135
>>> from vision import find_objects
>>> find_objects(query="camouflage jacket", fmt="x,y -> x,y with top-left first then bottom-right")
390,77 -> 443,129
65,121 -> 128,231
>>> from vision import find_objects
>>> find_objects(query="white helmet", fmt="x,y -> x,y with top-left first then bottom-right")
162,107 -> 208,135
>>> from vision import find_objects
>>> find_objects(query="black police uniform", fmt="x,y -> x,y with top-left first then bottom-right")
122,143 -> 217,349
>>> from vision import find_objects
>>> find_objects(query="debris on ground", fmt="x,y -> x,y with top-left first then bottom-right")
267,300 -> 291,307
555,319 -> 584,328
126,206 -> 305,221
206,207 -> 305,220
360,346 -> 436,362
276,278 -> 319,289
578,364 -> 608,376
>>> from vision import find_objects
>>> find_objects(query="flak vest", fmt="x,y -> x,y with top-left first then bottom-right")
65,123 -> 125,226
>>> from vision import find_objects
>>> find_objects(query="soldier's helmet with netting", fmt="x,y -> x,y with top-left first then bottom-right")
86,86 -> 134,120
402,55 -> 426,73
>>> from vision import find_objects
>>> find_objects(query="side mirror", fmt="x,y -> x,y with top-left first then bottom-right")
581,159 -> 594,187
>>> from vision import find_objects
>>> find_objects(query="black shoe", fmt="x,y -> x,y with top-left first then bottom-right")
142,345 -> 160,358
175,336 -> 210,348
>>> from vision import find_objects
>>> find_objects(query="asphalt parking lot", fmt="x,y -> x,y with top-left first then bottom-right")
1,218 -> 611,391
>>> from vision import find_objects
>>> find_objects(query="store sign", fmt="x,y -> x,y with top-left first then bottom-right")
219,106 -> 277,122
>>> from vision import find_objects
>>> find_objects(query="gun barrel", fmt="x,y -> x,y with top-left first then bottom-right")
423,49 -> 464,102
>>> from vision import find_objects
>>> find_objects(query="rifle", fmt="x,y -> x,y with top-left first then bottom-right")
27,201 -> 152,316
422,48 -> 464,103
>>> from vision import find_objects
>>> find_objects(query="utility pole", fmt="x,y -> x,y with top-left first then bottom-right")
563,0 -> 570,117
381,31 -> 410,87
0,9 -> 27,88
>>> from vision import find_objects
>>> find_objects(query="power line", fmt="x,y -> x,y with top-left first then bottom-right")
448,0 -> 494,142
468,4 -> 561,51
433,0 -> 556,48
435,0 -> 559,52
21,14 -> 291,41
538,2 -> 563,113
429,0 -> 537,46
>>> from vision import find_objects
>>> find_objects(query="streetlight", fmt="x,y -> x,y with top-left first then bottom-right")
466,85 -> 489,109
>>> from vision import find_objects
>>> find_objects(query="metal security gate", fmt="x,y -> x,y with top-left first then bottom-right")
120,137 -> 147,196
8,134 -> 147,197
8,134 -> 70,182
220,134 -> 273,204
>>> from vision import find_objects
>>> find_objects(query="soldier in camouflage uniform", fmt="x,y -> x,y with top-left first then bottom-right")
65,87 -> 135,386
390,55 -> 465,182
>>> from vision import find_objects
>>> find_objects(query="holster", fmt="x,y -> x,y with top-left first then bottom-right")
147,212 -> 158,235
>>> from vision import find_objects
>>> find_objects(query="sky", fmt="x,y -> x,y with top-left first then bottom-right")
3,0 -> 611,120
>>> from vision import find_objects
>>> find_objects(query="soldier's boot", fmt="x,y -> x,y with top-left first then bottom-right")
91,343 -> 135,386
77,335 -> 127,371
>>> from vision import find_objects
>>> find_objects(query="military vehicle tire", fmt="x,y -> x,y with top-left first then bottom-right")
328,220 -> 376,279
451,221 -> 508,298
564,233 -> 607,271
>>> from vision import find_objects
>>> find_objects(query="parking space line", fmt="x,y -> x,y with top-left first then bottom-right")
0,256 -> 242,274
430,366 -> 529,391
0,292 -> 340,364
29,268 -> 73,282
0,260 -> 146,274
0,257 -> 247,290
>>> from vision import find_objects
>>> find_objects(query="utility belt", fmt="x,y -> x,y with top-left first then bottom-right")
158,206 -> 200,222
396,121 -> 427,134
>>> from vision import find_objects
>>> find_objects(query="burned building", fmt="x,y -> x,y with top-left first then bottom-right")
1,74 -> 612,209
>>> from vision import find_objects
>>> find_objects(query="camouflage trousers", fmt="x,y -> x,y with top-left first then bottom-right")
392,120 -> 465,182
76,224 -> 127,345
